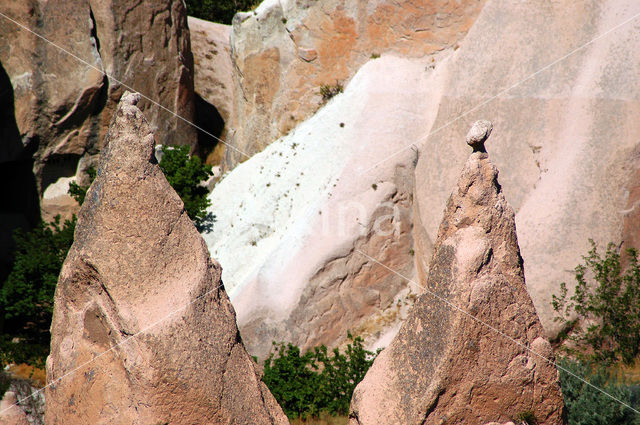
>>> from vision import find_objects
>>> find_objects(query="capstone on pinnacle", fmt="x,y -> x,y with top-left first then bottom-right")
466,119 -> 493,152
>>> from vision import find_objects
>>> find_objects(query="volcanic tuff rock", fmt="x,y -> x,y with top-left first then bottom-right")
0,392 -> 29,425
188,16 -> 234,164
413,0 -> 640,335
0,0 -> 196,200
202,54 -> 450,360
45,92 -> 288,425
349,122 -> 565,425
224,0 -> 486,168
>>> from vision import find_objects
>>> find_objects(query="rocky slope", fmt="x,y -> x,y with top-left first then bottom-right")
349,122 -> 565,425
224,0 -> 486,168
198,0 -> 640,357
202,53 -> 452,359
45,93 -> 288,425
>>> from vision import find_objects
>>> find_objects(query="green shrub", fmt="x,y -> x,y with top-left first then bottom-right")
67,165 -> 96,205
552,241 -> 640,365
185,0 -> 262,25
158,145 -> 214,231
558,357 -> 640,425
262,333 -> 378,419
0,215 -> 76,368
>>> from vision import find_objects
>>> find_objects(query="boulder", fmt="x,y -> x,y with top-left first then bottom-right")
225,0 -> 486,168
0,392 -> 29,425
349,122 -> 565,425
45,92 -> 288,425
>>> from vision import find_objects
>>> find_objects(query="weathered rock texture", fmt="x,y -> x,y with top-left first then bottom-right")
45,93 -> 288,425
349,124 -> 565,425
188,16 -> 233,164
225,0 -> 486,167
412,0 -> 640,335
202,54 -> 450,360
0,392 -> 29,425
0,0 -> 196,196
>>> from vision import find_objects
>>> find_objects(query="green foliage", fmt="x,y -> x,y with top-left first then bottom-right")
262,333 -> 378,419
185,0 -> 261,25
515,410 -> 538,425
552,241 -> 640,365
158,145 -> 214,231
319,83 -> 343,103
558,357 -> 640,425
0,215 -> 76,367
67,166 -> 96,205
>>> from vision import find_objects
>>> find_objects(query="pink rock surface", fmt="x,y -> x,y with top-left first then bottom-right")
45,92 -> 288,425
349,124 -> 565,425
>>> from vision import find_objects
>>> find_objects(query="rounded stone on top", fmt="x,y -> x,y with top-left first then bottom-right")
121,91 -> 141,106
466,120 -> 493,152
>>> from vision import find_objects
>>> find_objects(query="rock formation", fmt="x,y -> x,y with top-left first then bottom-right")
45,92 -> 288,425
202,55 -> 447,359
225,0 -> 486,168
348,121 -> 565,425
0,392 -> 29,425
0,0 -> 196,206
188,16 -> 233,164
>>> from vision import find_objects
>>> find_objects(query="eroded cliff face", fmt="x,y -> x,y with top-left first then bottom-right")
0,0 -> 196,207
349,122 -> 565,425
225,0 -> 487,168
45,93 -> 288,425
196,0 -> 640,358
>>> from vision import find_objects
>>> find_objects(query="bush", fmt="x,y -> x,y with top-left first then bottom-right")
67,166 -> 96,205
185,0 -> 262,25
158,145 -> 214,231
0,215 -> 76,368
558,357 -> 640,425
262,333 -> 378,419
552,241 -> 640,365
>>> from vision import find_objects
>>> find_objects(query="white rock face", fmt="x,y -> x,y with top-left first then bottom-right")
206,0 -> 640,357
203,54 -> 450,358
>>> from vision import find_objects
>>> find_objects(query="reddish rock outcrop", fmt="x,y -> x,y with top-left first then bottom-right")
45,92 -> 288,425
225,0 -> 486,168
0,392 -> 29,425
0,0 -> 196,196
349,122 -> 565,425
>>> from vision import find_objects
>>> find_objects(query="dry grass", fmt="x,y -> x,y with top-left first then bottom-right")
290,413 -> 348,425
8,364 -> 46,388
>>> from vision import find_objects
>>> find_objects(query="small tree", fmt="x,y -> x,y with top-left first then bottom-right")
159,145 -> 214,231
552,241 -> 640,365
262,333 -> 379,419
0,215 -> 76,367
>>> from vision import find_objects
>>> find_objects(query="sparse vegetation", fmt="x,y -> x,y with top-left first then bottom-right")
262,333 -> 379,420
319,82 -> 343,103
185,0 -> 262,25
552,241 -> 640,365
370,53 -> 380,59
